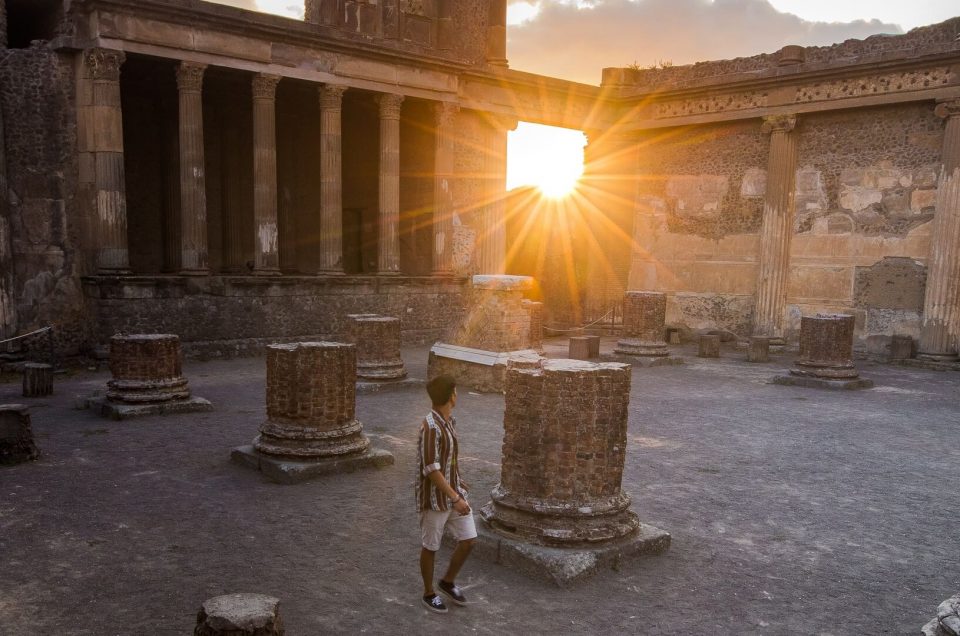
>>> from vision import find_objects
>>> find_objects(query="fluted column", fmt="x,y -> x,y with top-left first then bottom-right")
252,74 -> 282,275
432,101 -> 458,275
753,114 -> 799,343
84,49 -> 130,273
919,99 -> 960,361
377,93 -> 403,275
317,84 -> 347,274
478,114 -> 517,275
176,62 -> 208,274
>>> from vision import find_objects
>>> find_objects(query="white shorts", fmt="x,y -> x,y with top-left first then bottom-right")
419,506 -> 478,552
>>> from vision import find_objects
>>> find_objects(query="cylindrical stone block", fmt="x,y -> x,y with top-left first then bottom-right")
568,336 -> 592,360
522,300 -> 543,352
107,334 -> 191,403
615,291 -> 668,356
194,593 -> 284,636
254,342 -> 369,459
748,336 -> 770,363
481,359 -> 640,546
0,404 -> 40,465
698,334 -> 720,358
22,363 -> 53,397
348,315 -> 407,381
790,314 -> 859,379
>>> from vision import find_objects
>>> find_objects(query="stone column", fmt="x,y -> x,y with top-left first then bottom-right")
480,359 -> 639,545
753,114 -> 799,344
176,62 -> 209,274
432,101 -> 458,275
919,99 -> 960,361
0,87 -> 16,342
348,314 -> 407,380
615,291 -> 669,356
84,49 -> 130,273
252,74 -> 282,275
255,342 -> 370,458
106,334 -> 192,403
522,299 -> 543,352
317,84 -> 347,274
790,314 -> 859,379
478,114 -> 517,274
377,93 -> 403,275
485,0 -> 508,67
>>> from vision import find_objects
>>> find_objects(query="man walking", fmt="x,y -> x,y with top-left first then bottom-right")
416,375 -> 476,613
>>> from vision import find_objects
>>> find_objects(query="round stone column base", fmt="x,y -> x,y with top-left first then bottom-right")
356,359 -> 407,381
790,360 -> 859,379
614,339 -> 669,357
480,487 -> 640,547
106,377 -> 191,403
917,351 -> 959,363
254,419 -> 370,459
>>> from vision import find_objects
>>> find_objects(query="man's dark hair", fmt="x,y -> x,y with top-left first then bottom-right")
427,375 -> 456,406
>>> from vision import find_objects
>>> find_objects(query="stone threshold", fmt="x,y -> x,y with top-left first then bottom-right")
231,445 -> 394,484
446,519 -> 671,587
770,374 -> 874,390
84,395 -> 213,420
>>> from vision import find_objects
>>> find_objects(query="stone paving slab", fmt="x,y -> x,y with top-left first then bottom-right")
771,374 -> 875,390
85,395 -> 214,420
231,445 -> 395,484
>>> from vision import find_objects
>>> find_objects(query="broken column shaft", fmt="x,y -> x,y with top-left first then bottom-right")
615,291 -> 669,356
790,314 -> 859,379
348,315 -> 407,381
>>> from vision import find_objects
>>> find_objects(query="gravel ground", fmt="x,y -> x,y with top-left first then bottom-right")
1,339 -> 957,635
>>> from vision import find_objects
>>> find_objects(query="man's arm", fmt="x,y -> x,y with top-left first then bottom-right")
421,421 -> 470,513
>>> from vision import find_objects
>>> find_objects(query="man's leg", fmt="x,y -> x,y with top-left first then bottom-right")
420,547 -> 437,596
441,538 -> 474,584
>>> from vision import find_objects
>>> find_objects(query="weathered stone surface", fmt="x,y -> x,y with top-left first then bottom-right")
698,334 -> 720,358
347,314 -> 407,381
616,291 -> 669,357
748,336 -> 770,363
194,593 -> 283,636
0,404 -> 40,465
522,299 -> 543,352
104,334 -> 200,405
427,343 -> 540,393
854,257 -> 926,312
789,314 -> 861,380
22,363 -> 53,397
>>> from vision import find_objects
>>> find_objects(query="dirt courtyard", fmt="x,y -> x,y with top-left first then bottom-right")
1,339 -> 957,634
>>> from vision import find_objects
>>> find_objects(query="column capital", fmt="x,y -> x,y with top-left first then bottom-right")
484,112 -> 518,132
252,74 -> 282,101
377,93 -> 404,120
176,62 -> 207,93
934,98 -> 960,120
761,113 -> 797,134
434,101 -> 460,127
84,48 -> 126,82
318,84 -> 348,110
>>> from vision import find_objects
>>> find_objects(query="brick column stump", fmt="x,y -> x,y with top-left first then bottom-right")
195,593 -> 284,636
87,334 -> 212,419
568,336 -> 593,360
747,336 -> 770,363
348,315 -> 407,381
522,300 -> 544,352
232,342 -> 394,483
890,335 -> 915,361
698,335 -> 720,358
613,292 -> 682,367
473,359 -> 670,585
773,314 -> 873,390
0,405 -> 40,465
22,363 -> 53,397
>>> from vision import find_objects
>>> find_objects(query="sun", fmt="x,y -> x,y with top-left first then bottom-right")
507,122 -> 586,198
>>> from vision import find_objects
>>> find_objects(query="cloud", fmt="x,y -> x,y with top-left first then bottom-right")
507,0 -> 904,84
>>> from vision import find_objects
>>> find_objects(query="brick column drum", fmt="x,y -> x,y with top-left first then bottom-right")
790,314 -> 860,380
615,291 -> 669,356
255,342 -> 369,458
522,299 -> 543,352
481,359 -> 639,545
349,315 -> 407,381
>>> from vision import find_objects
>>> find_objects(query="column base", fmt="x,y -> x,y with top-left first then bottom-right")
916,351 -> 959,363
85,394 -> 213,420
771,374 -> 874,390
179,268 -> 209,276
376,270 -> 402,276
253,268 -> 281,276
613,338 -> 669,357
231,444 -> 394,484
316,269 -> 345,276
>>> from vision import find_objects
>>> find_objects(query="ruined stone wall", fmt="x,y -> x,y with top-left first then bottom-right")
84,276 -> 466,354
627,103 -> 940,340
0,45 -> 90,354
449,109 -> 488,274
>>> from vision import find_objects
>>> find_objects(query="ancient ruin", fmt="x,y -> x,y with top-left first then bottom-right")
698,334 -> 720,358
347,314 -> 407,381
21,362 -> 53,397
747,336 -> 771,363
428,274 -> 540,392
87,334 -> 212,419
774,314 -> 874,389
232,341 -> 393,483
477,359 -> 670,584
0,404 -> 39,465
613,291 -> 680,366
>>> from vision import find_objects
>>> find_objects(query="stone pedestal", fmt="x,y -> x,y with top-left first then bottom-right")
748,336 -> 770,363
427,275 -> 541,392
615,291 -> 670,357
348,315 -> 406,381
232,342 -> 393,483
317,84 -> 347,274
194,593 -> 284,636
87,334 -> 212,419
569,336 -> 593,360
921,593 -> 960,636
773,314 -> 873,390
476,359 -> 669,584
377,94 -> 403,274
890,335 -> 915,360
0,404 -> 40,465
522,300 -> 543,352
22,363 -> 53,397
698,335 -> 720,358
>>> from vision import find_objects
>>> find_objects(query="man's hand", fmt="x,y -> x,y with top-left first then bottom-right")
453,498 -> 471,516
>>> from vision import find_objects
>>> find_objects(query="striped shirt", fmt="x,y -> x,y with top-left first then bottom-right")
415,410 -> 468,512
